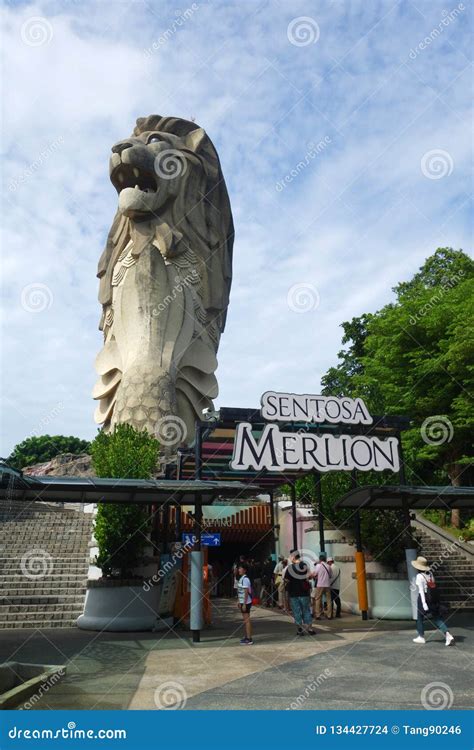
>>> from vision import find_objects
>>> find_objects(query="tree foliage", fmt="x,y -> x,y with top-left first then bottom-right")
91,424 -> 159,578
8,435 -> 91,470
294,248 -> 474,563
322,248 -> 473,481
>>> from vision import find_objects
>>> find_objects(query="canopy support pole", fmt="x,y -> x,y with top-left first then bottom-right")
191,494 -> 203,643
290,482 -> 297,550
269,491 -> 277,559
315,474 -> 325,553
352,470 -> 368,620
398,431 -> 418,618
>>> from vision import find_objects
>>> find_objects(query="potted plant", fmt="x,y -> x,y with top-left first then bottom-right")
77,424 -> 162,631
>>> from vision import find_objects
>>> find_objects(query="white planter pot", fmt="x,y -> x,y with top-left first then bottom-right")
77,583 -> 171,632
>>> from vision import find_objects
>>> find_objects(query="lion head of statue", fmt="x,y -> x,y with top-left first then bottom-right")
94,116 -> 234,449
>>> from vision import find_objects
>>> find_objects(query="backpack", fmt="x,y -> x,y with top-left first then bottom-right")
423,573 -> 441,614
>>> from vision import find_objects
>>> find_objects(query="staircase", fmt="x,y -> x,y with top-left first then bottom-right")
0,500 -> 93,629
414,522 -> 474,612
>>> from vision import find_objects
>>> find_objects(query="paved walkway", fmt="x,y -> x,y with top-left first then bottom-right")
0,600 -> 471,710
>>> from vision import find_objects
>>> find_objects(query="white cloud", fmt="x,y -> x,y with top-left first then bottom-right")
1,0 -> 471,455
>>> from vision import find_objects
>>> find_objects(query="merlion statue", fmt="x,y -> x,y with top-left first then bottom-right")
93,115 -> 234,446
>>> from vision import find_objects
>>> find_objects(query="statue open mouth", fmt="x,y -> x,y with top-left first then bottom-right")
111,164 -> 157,194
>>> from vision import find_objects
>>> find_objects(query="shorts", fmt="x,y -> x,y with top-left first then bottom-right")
239,603 -> 252,614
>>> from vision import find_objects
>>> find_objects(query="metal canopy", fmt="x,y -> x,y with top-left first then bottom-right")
334,484 -> 474,511
0,466 -> 259,506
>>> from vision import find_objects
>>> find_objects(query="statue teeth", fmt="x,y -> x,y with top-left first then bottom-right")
135,184 -> 140,190
133,168 -> 140,178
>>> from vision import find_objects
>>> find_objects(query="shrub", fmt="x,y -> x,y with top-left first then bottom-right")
91,424 -> 159,578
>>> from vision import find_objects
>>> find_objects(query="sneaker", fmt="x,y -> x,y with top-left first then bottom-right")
296,628 -> 306,636
240,637 -> 249,644
445,633 -> 455,647
307,629 -> 317,635
245,639 -> 254,645
413,636 -> 426,644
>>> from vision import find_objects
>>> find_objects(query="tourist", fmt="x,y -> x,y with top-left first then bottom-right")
284,552 -> 316,636
237,563 -> 254,645
313,552 -> 332,620
412,556 -> 454,646
252,558 -> 262,601
274,555 -> 286,610
328,556 -> 341,618
261,557 -> 275,607
232,555 -> 247,591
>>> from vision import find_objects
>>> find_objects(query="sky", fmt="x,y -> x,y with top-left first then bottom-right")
1,0 -> 472,457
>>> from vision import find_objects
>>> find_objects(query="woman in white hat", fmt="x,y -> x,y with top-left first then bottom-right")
412,556 -> 454,646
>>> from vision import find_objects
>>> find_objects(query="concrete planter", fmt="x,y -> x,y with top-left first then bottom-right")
349,573 -> 412,619
77,580 -> 169,632
0,663 -> 66,710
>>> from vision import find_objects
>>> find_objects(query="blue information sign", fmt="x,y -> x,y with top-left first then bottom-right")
202,532 -> 221,546
182,532 -> 221,547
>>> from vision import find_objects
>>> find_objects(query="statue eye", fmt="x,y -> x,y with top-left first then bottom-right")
148,136 -> 160,144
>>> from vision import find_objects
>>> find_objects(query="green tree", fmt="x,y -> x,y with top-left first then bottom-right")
320,247 -> 474,538
91,424 -> 159,578
8,435 -> 91,470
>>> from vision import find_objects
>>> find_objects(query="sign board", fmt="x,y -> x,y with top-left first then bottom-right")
230,391 -> 400,474
261,391 -> 373,425
182,532 -> 221,547
202,533 -> 221,547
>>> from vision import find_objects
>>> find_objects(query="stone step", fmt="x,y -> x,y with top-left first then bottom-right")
0,603 -> 84,615
0,620 -> 78,629
0,604 -> 82,622
0,564 -> 88,573
0,594 -> 86,605
0,583 -> 87,591
0,554 -> 88,560
0,549 -> 91,554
